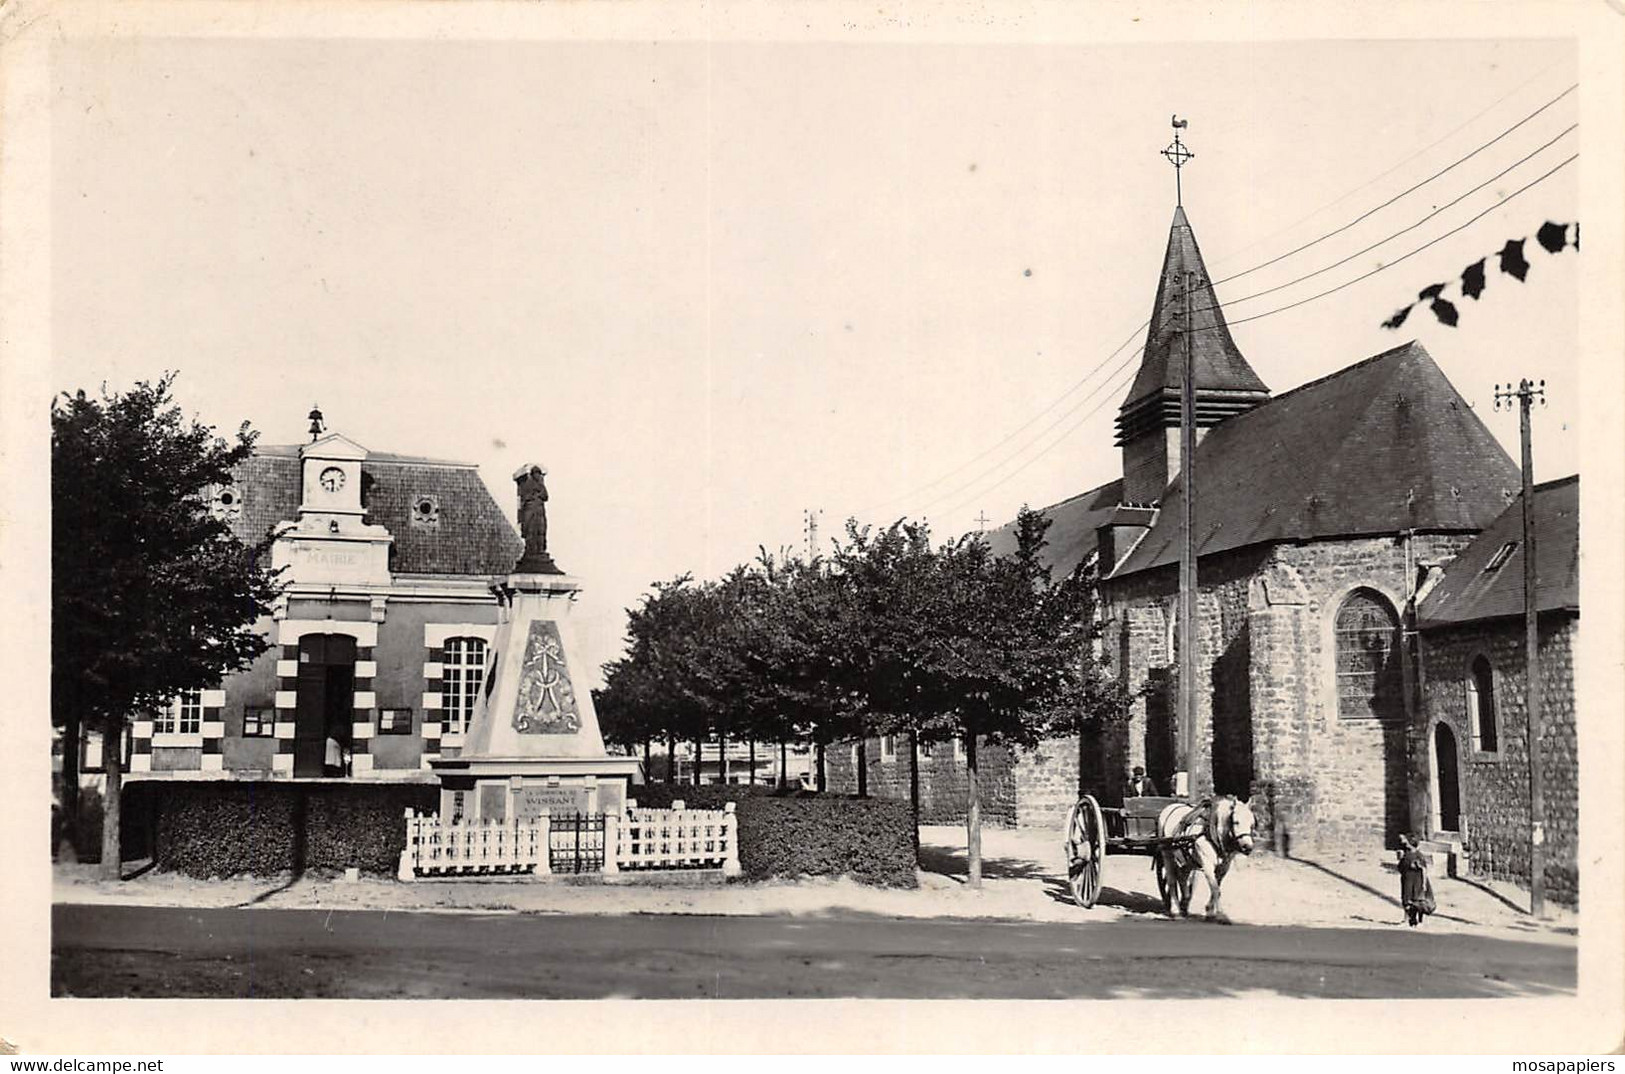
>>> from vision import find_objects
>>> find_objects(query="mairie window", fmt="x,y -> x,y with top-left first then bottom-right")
156,688 -> 202,735
441,637 -> 488,736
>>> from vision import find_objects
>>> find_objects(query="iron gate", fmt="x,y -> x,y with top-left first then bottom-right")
548,811 -> 606,874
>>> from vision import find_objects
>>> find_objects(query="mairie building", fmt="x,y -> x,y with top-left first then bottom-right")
126,423 -> 520,783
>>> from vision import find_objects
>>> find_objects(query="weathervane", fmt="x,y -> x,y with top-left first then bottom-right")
1161,115 -> 1193,207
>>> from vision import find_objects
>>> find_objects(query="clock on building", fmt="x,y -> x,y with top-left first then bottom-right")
319,466 -> 346,493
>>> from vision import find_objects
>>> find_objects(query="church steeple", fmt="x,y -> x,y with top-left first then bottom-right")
1115,206 -> 1270,504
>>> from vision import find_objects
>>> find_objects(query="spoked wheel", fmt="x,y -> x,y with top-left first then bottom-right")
1063,794 -> 1108,909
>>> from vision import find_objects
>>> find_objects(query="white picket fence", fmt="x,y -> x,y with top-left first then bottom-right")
398,800 -> 740,881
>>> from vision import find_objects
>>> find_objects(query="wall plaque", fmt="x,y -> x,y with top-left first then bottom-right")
513,784 -> 588,820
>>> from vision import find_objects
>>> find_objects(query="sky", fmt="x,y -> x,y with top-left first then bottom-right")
50,35 -> 1582,688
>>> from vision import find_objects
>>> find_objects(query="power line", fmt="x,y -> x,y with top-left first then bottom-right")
926,155 -> 1577,519
1209,83 -> 1576,287
1208,62 -> 1572,272
910,346 -> 1145,518
1217,124 -> 1576,308
1215,154 -> 1576,328
856,91 -> 1578,522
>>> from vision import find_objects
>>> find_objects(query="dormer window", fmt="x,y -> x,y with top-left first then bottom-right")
1483,541 -> 1518,573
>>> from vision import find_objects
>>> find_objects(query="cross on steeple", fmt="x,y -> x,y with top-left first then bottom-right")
1161,115 -> 1194,207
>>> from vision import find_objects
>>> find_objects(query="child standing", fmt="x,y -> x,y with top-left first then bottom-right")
1397,833 -> 1436,926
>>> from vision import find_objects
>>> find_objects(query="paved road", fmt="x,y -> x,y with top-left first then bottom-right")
52,904 -> 1574,999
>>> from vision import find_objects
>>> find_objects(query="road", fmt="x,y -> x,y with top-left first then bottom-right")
51,904 -> 1574,999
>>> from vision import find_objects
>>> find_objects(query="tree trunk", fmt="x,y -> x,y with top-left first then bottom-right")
816,742 -> 826,792
856,736 -> 868,798
643,738 -> 651,779
99,713 -> 123,881
748,739 -> 756,785
909,729 -> 921,857
665,731 -> 675,783
719,729 -> 730,784
779,741 -> 787,788
693,736 -> 703,786
58,703 -> 82,862
965,732 -> 981,890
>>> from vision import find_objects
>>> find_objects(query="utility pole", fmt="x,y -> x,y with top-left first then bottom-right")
804,508 -> 822,561
1495,379 -> 1547,916
974,510 -> 990,533
1176,268 -> 1198,798
1163,114 -> 1198,798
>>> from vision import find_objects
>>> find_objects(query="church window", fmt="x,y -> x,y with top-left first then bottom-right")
441,637 -> 488,736
1333,590 -> 1402,721
1466,655 -> 1498,753
156,689 -> 202,735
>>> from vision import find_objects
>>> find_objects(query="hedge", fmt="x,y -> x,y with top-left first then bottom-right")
117,780 -> 917,887
631,784 -> 918,888
126,782 -> 438,878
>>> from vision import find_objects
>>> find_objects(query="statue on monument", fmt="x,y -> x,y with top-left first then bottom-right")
513,463 -> 561,574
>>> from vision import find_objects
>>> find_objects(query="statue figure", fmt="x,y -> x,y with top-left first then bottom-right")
513,463 -> 561,574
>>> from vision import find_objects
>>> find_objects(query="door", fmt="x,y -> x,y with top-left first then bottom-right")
294,633 -> 357,777
1433,722 -> 1461,834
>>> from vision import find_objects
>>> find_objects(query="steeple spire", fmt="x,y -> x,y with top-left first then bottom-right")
1115,207 -> 1270,504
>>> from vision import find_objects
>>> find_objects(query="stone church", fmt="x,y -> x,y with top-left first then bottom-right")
831,205 -> 1547,863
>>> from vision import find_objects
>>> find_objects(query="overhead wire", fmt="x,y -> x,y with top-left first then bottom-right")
931,152 -> 1579,519
854,85 -> 1579,524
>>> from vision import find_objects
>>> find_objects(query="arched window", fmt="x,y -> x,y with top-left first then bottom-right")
1334,589 -> 1402,721
442,636 -> 488,735
1466,655 -> 1498,753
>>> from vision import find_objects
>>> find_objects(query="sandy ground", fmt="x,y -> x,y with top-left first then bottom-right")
53,823 -> 1576,944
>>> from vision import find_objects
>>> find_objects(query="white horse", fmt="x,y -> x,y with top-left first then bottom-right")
1155,795 -> 1257,922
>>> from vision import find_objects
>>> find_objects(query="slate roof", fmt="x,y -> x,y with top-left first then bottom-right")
1418,475 -> 1579,628
982,477 -> 1123,578
1119,207 -> 1270,415
1109,340 -> 1521,579
230,445 -> 523,577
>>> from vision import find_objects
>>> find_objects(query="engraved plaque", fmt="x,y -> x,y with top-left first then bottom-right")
513,784 -> 588,820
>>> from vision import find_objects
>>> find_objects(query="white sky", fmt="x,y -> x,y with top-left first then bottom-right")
50,36 -> 1581,688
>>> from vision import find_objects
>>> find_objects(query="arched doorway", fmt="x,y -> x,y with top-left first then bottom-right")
1432,722 -> 1461,834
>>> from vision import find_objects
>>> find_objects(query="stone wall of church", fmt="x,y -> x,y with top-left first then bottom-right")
1249,533 -> 1475,858
1418,614 -> 1578,905
1009,735 -> 1082,830
1103,533 -> 1479,859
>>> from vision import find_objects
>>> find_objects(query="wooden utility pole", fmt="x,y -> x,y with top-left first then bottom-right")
1496,378 -> 1546,915
1176,268 -> 1198,797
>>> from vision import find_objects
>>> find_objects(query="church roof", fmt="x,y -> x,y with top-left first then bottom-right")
1118,207 -> 1270,426
982,477 -> 1123,578
1418,475 -> 1579,628
230,445 -> 523,576
1109,340 -> 1520,579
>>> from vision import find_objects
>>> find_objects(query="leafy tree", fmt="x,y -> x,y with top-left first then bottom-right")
52,374 -> 284,877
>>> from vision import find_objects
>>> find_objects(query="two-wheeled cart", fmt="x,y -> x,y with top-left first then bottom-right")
1062,794 -> 1198,909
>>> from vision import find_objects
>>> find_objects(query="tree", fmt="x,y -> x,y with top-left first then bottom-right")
52,374 -> 284,877
928,508 -> 1134,885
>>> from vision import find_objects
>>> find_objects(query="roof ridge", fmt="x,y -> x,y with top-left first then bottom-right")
1533,473 -> 1580,492
1265,339 -> 1424,405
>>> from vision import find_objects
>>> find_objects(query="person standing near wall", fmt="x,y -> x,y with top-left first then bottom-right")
1397,833 -> 1436,926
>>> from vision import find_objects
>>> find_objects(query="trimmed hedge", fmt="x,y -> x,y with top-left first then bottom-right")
119,780 -> 917,887
128,781 -> 438,878
631,784 -> 918,888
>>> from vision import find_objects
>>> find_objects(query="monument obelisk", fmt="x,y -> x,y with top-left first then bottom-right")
430,464 -> 641,823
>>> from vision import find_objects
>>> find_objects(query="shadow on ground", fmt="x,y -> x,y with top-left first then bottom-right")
916,844 -> 1053,883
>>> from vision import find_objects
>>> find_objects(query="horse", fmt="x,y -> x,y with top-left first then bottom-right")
1154,795 -> 1257,922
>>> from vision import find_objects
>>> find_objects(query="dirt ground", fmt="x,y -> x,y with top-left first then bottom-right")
51,823 -> 1577,943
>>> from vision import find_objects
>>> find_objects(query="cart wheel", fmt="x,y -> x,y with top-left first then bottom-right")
1064,795 -> 1107,909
